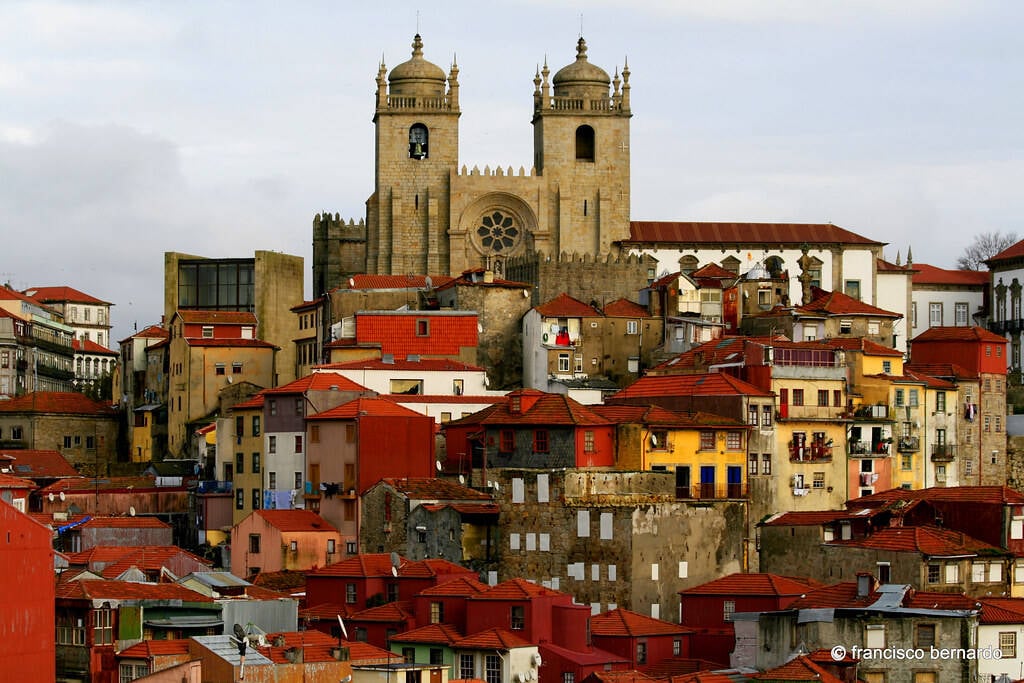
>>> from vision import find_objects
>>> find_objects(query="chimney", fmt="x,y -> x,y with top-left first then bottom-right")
273,635 -> 286,648
283,646 -> 303,664
332,646 -> 350,661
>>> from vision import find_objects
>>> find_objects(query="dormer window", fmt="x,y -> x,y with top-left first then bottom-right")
409,124 -> 429,159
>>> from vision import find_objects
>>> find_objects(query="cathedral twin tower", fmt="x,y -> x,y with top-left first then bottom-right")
313,33 -> 634,293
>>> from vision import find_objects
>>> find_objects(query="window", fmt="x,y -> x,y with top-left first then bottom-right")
252,453 -> 260,473
460,654 -> 475,680
249,534 -> 261,553
762,405 -> 772,426
63,436 -> 72,449
232,362 -> 242,374
840,319 -> 853,334
295,435 -> 303,453
401,647 -> 415,665
927,564 -> 940,584
295,472 -> 303,490
761,453 -> 771,475
909,390 -> 919,407
585,430 -> 596,453
430,648 -> 444,665
915,624 -> 936,648
356,628 -> 368,643
345,583 -> 357,604
533,430 -> 549,453
867,320 -> 880,335
636,640 -> 647,665
93,608 -> 113,645
723,600 -> 735,622
558,353 -> 570,372
936,392 -> 946,412
10,426 -> 22,440
416,319 -> 430,336
865,624 -> 885,648
972,562 -> 986,583
748,453 -> 758,475
626,320 -> 639,335
236,453 -> 244,475
1000,632 -> 1017,659
269,400 -> 277,416
877,562 -> 891,583
812,472 -> 825,489
726,431 -> 741,450
699,431 -> 715,450
945,564 -> 959,584
430,601 -> 444,624
327,539 -> 335,554
86,436 -> 95,450
673,639 -> 681,656
310,425 -> 320,444
563,674 -> 575,683
235,416 -> 244,439
500,430 -> 515,453
929,302 -> 942,325
882,360 -> 892,374
955,302 -> 969,326
817,389 -> 829,407
453,379 -> 464,395
792,389 -> 804,406
748,405 -> 759,426
252,489 -> 261,509
236,488 -> 244,510
409,123 -> 429,158
202,326 -> 214,338
120,662 -> 149,683
895,389 -> 905,407
215,363 -> 226,375
845,280 -> 861,300
575,124 -> 595,161
56,614 -> 86,645
912,301 -> 918,328
268,436 -> 276,454
252,416 -> 260,437
485,654 -> 501,683
510,605 -> 525,630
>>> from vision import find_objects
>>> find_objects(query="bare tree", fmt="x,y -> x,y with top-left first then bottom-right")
956,231 -> 1019,270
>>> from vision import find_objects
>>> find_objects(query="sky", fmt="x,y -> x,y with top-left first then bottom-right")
2,1 -> 1022,346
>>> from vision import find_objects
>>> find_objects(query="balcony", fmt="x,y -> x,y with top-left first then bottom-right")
676,482 -> 748,501
790,444 -> 833,462
897,436 -> 920,453
777,406 -> 847,422
931,444 -> 957,463
848,440 -> 890,457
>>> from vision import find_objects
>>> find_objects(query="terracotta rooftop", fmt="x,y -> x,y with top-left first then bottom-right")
0,449 -> 80,478
348,600 -> 415,623
39,475 -> 175,494
986,238 -> 1024,263
299,602 -> 358,621
307,553 -> 398,578
0,472 -> 37,490
340,274 -> 455,291
185,338 -> 276,349
23,285 -> 110,305
535,292 -> 603,318
261,372 -> 369,395
679,573 -> 821,597
0,392 -> 117,416
828,525 -> 1003,557
797,287 -> 900,318
317,358 -> 485,372
377,477 -> 493,501
117,639 -> 191,659
847,485 -> 1024,507
625,222 -> 883,247
610,373 -> 773,400
454,627 -> 534,650
690,263 -> 738,280
911,325 -> 1007,344
390,623 -> 463,645
232,394 -> 266,410
253,509 -> 339,533
100,546 -> 211,579
253,569 -> 306,592
750,655 -> 844,682
256,630 -> 344,664
903,362 -> 979,380
345,640 -> 404,664
56,579 -> 214,602
417,575 -> 490,596
602,298 -> 651,318
72,338 -> 117,355
175,310 -> 258,325
447,389 -> 611,427
820,336 -> 904,356
420,502 -> 501,516
978,598 -> 1024,624
649,336 -> 783,372
120,324 -> 169,344
788,581 -> 977,611
761,509 -> 881,527
308,397 -> 425,420
592,404 -> 746,428
912,263 -> 990,287
80,515 -> 171,529
590,608 -> 692,637
474,577 -> 569,601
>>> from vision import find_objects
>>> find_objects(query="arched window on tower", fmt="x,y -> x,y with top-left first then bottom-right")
575,125 -> 595,161
409,124 -> 429,159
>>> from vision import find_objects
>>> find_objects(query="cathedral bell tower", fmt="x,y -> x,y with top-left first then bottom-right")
368,34 -> 460,275
532,37 -> 632,256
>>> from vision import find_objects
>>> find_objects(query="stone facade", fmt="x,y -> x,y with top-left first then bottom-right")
490,468 -> 747,619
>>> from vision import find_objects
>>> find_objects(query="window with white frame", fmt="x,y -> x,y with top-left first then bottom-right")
865,624 -> 885,648
558,353 -> 570,372
929,302 -> 942,325
626,320 -> 639,335
955,302 -> 969,326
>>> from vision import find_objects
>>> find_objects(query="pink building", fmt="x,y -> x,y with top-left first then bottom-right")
231,509 -> 342,579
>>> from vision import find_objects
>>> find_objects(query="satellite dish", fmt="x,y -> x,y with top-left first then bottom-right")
435,461 -> 442,472
492,481 -> 500,492
650,434 -> 659,447
458,474 -> 466,485
233,623 -> 247,641
227,376 -> 233,384
59,491 -> 66,501
348,277 -> 355,288
337,614 -> 348,639
391,566 -> 399,577
424,275 -> 433,290
48,492 -> 54,502
129,506 -> 136,517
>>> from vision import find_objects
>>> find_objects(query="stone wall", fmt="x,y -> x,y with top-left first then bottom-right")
312,212 -> 367,296
507,251 -> 656,310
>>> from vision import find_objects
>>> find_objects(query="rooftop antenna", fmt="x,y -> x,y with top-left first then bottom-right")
416,9 -> 420,34
579,13 -> 584,38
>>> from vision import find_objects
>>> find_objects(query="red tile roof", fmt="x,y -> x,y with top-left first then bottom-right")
797,287 -> 900,318
300,602 -> 358,621
390,623 -> 463,644
186,338 -> 276,349
307,553 -> 398,577
911,326 -> 1007,344
378,477 -> 493,501
750,655 -> 844,682
903,363 -> 979,381
354,311 -> 478,359
253,569 -> 307,592
395,558 -> 476,580
828,525 -> 1002,557
986,238 -> 1024,263
64,545 -> 135,566
610,373 -> 773,400
761,510 -> 880,527
421,502 -> 501,516
119,324 -> 169,344
0,392 -> 117,416
679,573 -> 821,597
56,579 -> 214,602
689,263 -> 737,280
848,486 -> 1024,507
590,608 -> 692,636
912,263 -> 990,287
100,546 -> 211,578
535,293 -> 603,318
787,581 -> 976,611
903,591 -> 978,610
0,284 -> 56,311
626,222 -> 883,247
117,639 -> 192,659
308,397 -> 425,420
0,473 -> 37,490
72,338 -> 118,355
447,389 -> 610,427
253,509 -> 339,533
602,299 -> 650,318
175,310 -> 258,325
261,372 -> 369,395
80,515 -> 171,529
39,475 -> 174,494
820,337 -> 904,357
23,285 -> 110,305
317,358 -> 485,372
256,630 -> 344,663
232,394 -> 266,410
453,627 -> 533,649
978,598 -> 1024,624
344,640 -> 404,664
592,405 -> 746,428
348,600 -> 415,623
0,449 -> 80,478
417,576 -> 490,596
475,577 -> 568,601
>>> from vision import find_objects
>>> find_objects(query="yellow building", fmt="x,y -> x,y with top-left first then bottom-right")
593,405 -> 750,501
225,394 -> 266,526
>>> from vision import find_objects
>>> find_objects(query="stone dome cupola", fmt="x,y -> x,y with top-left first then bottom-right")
551,37 -> 611,99
388,34 -> 447,97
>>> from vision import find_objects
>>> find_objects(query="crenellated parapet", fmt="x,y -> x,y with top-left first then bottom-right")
506,249 -> 655,307
312,212 -> 366,242
312,212 -> 368,295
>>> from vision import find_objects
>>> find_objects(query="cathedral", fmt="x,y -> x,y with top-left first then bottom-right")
313,34 -> 641,298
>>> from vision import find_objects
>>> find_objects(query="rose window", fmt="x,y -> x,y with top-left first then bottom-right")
476,211 -> 520,253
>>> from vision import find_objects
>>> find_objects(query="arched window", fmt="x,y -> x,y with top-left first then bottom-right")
575,125 -> 595,161
409,124 -> 429,159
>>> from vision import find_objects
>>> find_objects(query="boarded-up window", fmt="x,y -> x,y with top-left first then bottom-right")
512,478 -> 525,503
537,473 -> 549,502
600,512 -> 613,540
577,510 -> 590,537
